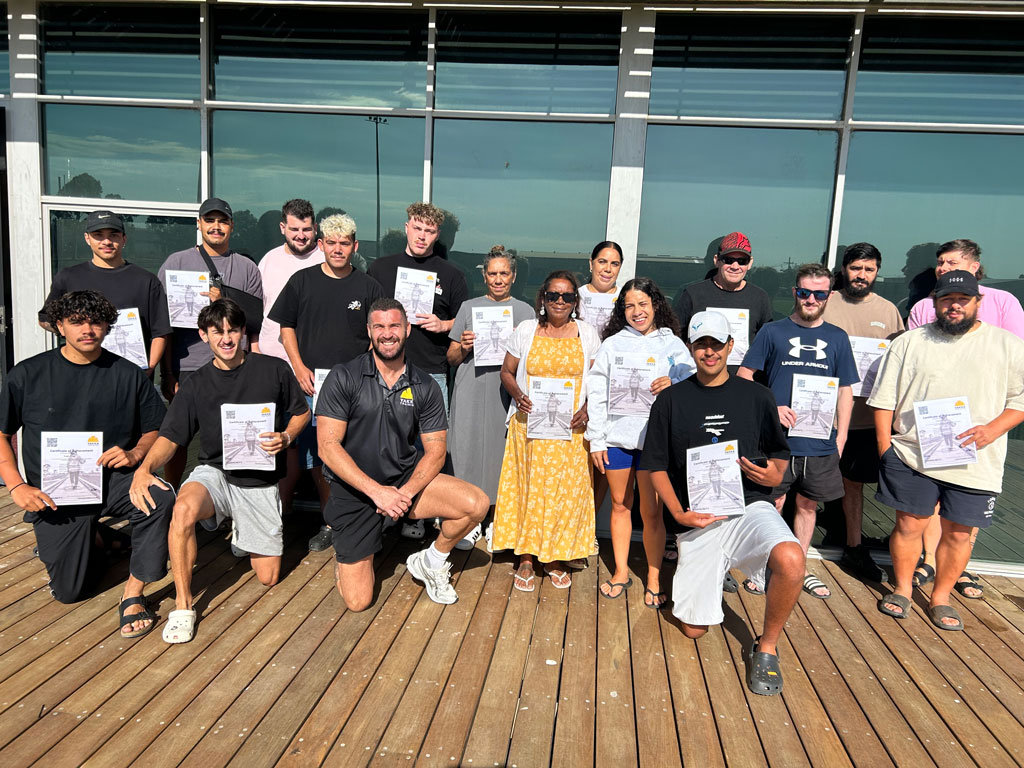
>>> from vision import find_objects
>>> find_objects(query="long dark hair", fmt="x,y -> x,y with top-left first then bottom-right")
536,269 -> 582,327
602,277 -> 680,340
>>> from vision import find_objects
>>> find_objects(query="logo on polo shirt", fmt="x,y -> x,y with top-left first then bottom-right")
399,387 -> 414,407
788,337 -> 828,360
348,300 -> 361,310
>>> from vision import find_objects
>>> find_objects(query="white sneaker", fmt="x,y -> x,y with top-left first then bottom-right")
454,523 -> 482,551
406,549 -> 458,605
485,521 -> 494,553
401,519 -> 426,540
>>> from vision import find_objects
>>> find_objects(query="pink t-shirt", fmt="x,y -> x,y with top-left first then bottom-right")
257,244 -> 325,362
908,284 -> 1024,340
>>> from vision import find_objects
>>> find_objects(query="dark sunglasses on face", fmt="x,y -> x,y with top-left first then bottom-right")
719,255 -> 751,266
795,288 -> 830,301
544,291 -> 577,304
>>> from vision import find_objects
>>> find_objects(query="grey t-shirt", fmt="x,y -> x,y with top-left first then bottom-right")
158,247 -> 264,373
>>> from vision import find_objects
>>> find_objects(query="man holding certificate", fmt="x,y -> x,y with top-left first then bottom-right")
0,291 -> 173,639
131,299 -> 309,644
870,271 -> 1024,631
641,311 -> 803,696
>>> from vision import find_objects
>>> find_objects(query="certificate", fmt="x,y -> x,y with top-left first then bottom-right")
311,367 -> 331,425
686,440 -> 745,517
579,291 -> 616,334
472,305 -> 515,368
527,377 -> 576,440
848,336 -> 890,398
41,431 -> 104,506
221,403 -> 276,471
165,270 -> 211,328
705,306 -> 750,366
789,374 -> 839,440
394,268 -> 436,324
914,396 -> 978,469
103,307 -> 147,368
607,352 -> 657,417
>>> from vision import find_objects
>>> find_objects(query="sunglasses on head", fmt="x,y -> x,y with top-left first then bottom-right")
795,288 -> 830,301
719,254 -> 751,266
544,291 -> 577,304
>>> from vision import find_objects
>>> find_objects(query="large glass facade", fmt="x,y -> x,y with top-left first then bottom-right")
0,4 -> 8,94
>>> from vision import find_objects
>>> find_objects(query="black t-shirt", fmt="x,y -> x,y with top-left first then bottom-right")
367,252 -> 469,374
316,351 -> 447,501
639,376 -> 790,512
673,279 -> 774,344
159,353 -> 308,488
39,261 -> 173,349
0,349 -> 166,491
268,265 -> 384,370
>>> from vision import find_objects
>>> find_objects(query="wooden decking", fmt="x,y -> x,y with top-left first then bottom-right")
1,488 -> 1024,767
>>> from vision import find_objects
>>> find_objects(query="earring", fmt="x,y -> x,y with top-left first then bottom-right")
571,309 -> 577,319
540,306 -> 546,316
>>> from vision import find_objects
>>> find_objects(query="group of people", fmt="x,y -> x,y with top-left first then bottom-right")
2,194 -> 1021,698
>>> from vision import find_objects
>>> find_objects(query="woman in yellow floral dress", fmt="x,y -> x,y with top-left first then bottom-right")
493,271 -> 602,591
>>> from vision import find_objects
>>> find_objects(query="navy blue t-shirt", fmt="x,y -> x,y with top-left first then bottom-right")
741,316 -> 858,456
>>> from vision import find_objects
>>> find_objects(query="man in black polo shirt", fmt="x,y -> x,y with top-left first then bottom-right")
640,311 -> 804,696
40,211 -> 172,375
316,298 -> 488,610
131,299 -> 309,644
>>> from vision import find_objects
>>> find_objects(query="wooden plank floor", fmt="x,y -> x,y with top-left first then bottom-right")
1,488 -> 1024,767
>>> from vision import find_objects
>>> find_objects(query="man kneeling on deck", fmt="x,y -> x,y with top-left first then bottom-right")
0,291 -> 173,638
315,298 -> 488,610
131,299 -> 309,643
640,311 -> 805,695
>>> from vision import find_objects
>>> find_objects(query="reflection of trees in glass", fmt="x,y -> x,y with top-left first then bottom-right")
57,173 -> 103,198
49,211 -> 195,276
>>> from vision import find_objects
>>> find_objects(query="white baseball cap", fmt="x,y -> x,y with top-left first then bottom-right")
687,311 -> 732,344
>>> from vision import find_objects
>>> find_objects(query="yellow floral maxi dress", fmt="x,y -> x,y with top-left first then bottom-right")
492,334 -> 597,562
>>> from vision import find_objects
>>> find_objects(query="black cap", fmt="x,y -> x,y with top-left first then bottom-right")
198,197 -> 233,219
84,210 -> 125,234
934,270 -> 981,299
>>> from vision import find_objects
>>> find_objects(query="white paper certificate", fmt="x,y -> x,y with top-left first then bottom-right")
789,374 -> 839,440
166,270 -> 211,328
686,440 -> 745,517
311,368 -> 331,425
41,431 -> 104,506
527,377 -> 576,440
394,268 -> 436,324
580,291 -> 616,334
472,305 -> 515,368
103,307 -> 147,368
914,396 -> 978,468
608,352 -> 658,417
221,403 -> 276,471
705,306 -> 750,366
849,336 -> 890,398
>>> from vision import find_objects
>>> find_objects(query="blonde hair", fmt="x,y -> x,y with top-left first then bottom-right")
320,213 -> 357,241
406,202 -> 445,228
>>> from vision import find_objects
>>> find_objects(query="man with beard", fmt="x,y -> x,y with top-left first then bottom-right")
315,298 -> 488,610
870,271 -> 1024,630
822,243 -> 904,582
739,264 -> 858,599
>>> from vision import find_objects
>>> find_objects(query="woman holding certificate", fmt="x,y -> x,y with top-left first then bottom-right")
446,246 -> 535,548
493,270 -> 602,591
585,278 -> 695,606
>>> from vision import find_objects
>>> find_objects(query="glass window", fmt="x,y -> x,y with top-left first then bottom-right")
212,6 -> 426,108
49,210 -> 197,277
0,4 -> 8,94
40,3 -> 200,99
856,17 -> 1024,124
650,14 -> 850,120
637,125 -> 839,312
435,11 -> 619,114
210,110 -> 424,261
43,105 -> 200,202
432,119 -> 613,299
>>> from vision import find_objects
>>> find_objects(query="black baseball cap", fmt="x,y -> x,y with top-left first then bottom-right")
198,197 -> 233,219
84,210 -> 125,234
934,270 -> 981,298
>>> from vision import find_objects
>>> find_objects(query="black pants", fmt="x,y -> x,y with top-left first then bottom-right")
27,470 -> 174,603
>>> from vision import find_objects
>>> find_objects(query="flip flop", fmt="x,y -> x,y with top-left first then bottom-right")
118,596 -> 157,639
600,578 -> 632,599
928,604 -> 964,631
644,588 -> 667,609
162,608 -> 198,644
912,562 -> 935,588
954,571 -> 984,600
742,579 -> 764,596
802,574 -> 831,600
747,637 -> 783,696
513,563 -> 536,593
722,573 -> 739,593
543,566 -> 572,589
877,592 -> 910,619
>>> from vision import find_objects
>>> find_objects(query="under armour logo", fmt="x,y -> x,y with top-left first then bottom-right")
348,300 -> 361,310
789,337 -> 828,360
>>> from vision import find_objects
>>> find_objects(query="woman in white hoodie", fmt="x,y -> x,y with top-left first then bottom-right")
586,277 -> 695,607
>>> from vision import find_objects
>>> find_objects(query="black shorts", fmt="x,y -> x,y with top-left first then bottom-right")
839,428 -> 880,484
875,446 -> 996,529
325,470 -> 416,564
772,453 -> 844,503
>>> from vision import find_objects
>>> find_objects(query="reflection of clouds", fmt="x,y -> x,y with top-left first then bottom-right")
49,132 -> 197,163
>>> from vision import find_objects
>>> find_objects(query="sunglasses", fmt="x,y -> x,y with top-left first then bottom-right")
795,288 -> 830,301
544,291 -> 577,304
719,254 -> 751,266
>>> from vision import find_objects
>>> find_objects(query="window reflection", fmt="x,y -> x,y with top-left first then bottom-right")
43,105 -> 200,202
0,3 -> 8,94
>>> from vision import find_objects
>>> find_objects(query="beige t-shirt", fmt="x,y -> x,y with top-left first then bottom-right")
823,291 -> 905,429
867,323 -> 1024,493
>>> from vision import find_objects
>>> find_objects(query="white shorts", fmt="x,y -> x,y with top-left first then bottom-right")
671,501 -> 799,627
186,464 -> 284,556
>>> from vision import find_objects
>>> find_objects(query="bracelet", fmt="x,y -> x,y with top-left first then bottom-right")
8,482 -> 26,493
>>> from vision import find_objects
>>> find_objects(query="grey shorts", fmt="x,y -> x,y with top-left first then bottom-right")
187,464 -> 284,556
